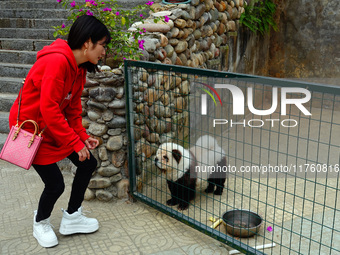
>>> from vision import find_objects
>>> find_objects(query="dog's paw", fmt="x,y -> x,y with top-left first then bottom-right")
178,203 -> 189,210
213,189 -> 223,195
205,187 -> 214,193
167,198 -> 179,206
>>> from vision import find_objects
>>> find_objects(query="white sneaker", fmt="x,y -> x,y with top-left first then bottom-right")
59,207 -> 99,235
33,210 -> 58,248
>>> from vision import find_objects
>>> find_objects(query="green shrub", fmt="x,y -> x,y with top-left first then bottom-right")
53,0 -> 161,61
240,0 -> 278,35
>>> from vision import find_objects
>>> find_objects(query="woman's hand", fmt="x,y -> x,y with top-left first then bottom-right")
78,137 -> 99,161
78,146 -> 90,161
85,137 -> 99,150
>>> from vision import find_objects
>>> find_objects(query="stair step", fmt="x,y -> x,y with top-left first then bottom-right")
0,111 -> 10,134
0,77 -> 22,94
0,0 -> 146,8
0,18 -> 69,29
0,50 -> 37,64
0,28 -> 56,40
0,0 -> 58,2
0,132 -> 9,150
0,93 -> 17,113
0,9 -> 68,19
0,1 -> 61,9
0,38 -> 53,51
0,63 -> 32,78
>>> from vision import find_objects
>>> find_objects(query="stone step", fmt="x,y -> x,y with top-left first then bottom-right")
0,63 -> 32,78
0,93 -> 17,113
0,0 -> 147,8
0,132 -> 9,150
0,38 -> 53,51
0,28 -> 56,40
0,0 -> 57,2
0,77 -> 22,94
0,9 -> 67,19
0,1 -> 61,9
0,18 -> 69,29
0,111 -> 10,134
0,50 -> 37,64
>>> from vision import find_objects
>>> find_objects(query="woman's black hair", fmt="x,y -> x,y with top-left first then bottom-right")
68,15 -> 111,73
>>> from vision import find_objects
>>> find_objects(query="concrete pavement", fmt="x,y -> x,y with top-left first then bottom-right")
0,159 -> 230,255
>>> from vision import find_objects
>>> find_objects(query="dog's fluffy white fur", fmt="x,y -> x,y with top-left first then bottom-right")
155,135 -> 226,188
155,135 -> 227,210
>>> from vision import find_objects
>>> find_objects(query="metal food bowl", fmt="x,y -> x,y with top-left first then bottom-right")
222,209 -> 263,237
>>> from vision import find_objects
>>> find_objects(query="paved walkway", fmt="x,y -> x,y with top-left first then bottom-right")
0,160 -> 231,255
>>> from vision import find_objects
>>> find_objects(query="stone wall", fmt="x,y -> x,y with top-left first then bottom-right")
81,69 -> 130,201
134,0 -> 245,71
82,0 -> 246,201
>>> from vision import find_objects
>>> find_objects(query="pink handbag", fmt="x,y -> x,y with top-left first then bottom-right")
0,120 -> 43,170
0,79 -> 45,170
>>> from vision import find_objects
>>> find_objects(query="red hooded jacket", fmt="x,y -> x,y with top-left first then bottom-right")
9,39 -> 90,165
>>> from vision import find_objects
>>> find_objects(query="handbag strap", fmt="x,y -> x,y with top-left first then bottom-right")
16,78 -> 76,136
16,79 -> 25,127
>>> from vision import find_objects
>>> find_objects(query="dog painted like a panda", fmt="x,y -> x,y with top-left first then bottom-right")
155,135 -> 227,210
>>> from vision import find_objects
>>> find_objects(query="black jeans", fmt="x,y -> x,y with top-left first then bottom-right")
33,151 -> 97,222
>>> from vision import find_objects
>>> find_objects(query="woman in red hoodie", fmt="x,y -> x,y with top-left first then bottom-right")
9,15 -> 111,248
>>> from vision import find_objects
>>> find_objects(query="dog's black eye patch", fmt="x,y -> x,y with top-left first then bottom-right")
163,155 -> 169,162
172,149 -> 182,164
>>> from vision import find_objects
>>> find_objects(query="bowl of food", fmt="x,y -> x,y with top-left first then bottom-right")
222,209 -> 263,237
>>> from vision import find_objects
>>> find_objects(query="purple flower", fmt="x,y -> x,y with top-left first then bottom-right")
267,226 -> 273,232
146,1 -> 154,5
61,23 -> 65,28
164,16 -> 169,22
115,11 -> 119,15
123,57 -> 126,60
140,14 -> 143,18
138,39 -> 145,50
101,2 -> 105,3
57,0 -> 62,2
79,8 -> 83,12
143,28 -> 146,33
70,0 -> 76,7
85,0 -> 96,6
86,10 -> 94,16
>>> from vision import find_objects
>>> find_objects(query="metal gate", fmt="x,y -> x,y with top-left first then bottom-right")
125,60 -> 340,254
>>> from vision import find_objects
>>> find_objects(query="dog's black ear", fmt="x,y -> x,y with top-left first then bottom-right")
172,149 -> 182,164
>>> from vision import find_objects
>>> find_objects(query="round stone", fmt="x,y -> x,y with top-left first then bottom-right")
98,165 -> 121,177
88,177 -> 111,189
108,117 -> 126,129
106,135 -> 123,151
88,110 -> 101,121
95,190 -> 113,201
89,123 -> 108,136
84,188 -> 95,201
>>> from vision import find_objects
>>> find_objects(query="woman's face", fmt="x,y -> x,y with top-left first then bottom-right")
86,37 -> 107,64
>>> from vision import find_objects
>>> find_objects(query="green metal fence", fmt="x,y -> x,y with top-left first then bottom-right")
125,60 -> 340,254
